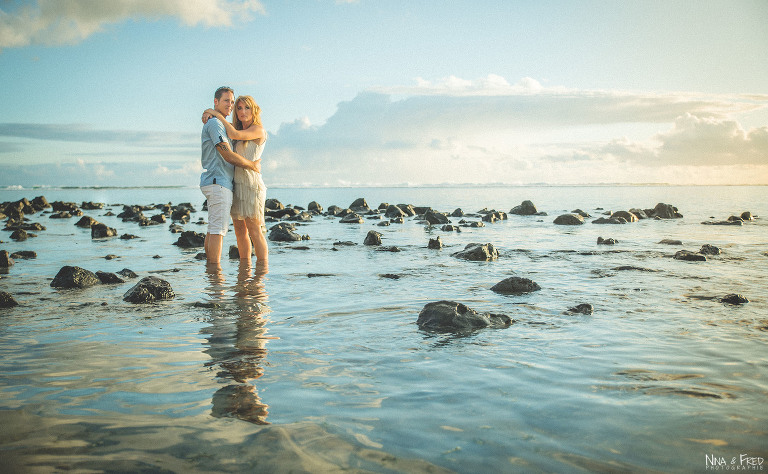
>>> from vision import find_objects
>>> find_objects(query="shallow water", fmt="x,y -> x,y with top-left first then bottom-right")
1,185 -> 766,472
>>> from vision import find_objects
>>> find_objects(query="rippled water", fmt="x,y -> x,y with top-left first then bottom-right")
1,185 -> 766,472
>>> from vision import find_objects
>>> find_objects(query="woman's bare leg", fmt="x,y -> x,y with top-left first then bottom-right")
245,217 -> 268,265
232,218 -> 252,260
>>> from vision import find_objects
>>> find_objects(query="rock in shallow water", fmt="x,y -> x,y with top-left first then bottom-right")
123,276 -> 175,303
0,291 -> 19,308
364,230 -> 382,246
509,200 -> 537,216
566,303 -> 594,315
96,271 -> 125,284
674,250 -> 707,262
491,276 -> 541,294
452,243 -> 498,261
0,250 -> 14,267
50,265 -> 100,289
417,301 -> 513,331
174,230 -> 205,247
553,214 -> 584,225
720,294 -> 748,305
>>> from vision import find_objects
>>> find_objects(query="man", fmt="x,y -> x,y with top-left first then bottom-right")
200,86 -> 260,264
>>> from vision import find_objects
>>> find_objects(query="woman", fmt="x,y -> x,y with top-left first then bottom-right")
203,95 -> 268,265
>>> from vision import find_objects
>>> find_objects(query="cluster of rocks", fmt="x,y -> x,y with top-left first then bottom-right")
673,244 -> 722,262
50,265 -> 137,288
701,211 -> 756,226
47,265 -> 173,304
260,199 -> 560,244
553,203 -> 684,226
2,196 -> 51,241
0,249 -> 36,267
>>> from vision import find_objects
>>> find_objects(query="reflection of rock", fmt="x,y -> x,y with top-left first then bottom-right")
211,384 -> 269,425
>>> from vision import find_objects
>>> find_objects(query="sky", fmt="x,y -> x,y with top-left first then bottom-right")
0,0 -> 767,187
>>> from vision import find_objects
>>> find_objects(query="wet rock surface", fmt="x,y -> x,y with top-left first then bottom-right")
123,276 -> 175,303
417,301 -> 513,331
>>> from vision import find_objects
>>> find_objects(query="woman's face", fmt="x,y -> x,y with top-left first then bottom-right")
236,101 -> 253,125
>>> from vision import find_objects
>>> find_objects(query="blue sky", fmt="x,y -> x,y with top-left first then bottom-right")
1,0 -> 767,187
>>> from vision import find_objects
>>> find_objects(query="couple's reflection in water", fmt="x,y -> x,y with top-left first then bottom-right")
203,260 -> 273,425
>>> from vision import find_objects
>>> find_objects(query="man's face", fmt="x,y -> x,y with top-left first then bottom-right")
214,91 -> 235,117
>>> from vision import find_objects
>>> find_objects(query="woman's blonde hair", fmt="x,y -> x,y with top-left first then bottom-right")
232,95 -> 262,130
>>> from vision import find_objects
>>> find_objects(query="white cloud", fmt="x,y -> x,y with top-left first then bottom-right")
262,76 -> 768,185
0,0 -> 265,50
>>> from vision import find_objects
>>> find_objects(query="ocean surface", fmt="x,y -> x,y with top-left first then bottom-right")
0,185 -> 766,473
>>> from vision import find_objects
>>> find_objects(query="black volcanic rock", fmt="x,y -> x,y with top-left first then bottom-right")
51,266 -> 100,289
417,301 -> 513,331
123,276 -> 175,303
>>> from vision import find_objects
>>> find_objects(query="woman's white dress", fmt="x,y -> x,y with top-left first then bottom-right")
230,139 -> 267,220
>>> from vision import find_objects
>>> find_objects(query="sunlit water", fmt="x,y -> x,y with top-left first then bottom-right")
1,185 -> 766,472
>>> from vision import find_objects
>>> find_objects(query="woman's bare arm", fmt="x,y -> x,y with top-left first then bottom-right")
203,108 -> 266,143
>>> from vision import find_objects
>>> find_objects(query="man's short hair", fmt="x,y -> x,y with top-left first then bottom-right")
214,86 -> 234,100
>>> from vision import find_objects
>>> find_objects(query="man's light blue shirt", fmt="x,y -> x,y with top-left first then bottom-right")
200,118 -> 235,191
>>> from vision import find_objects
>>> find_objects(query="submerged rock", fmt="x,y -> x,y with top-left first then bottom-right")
10,250 -> 36,259
597,237 -> 618,245
721,294 -> 748,305
566,303 -> 594,315
740,211 -> 754,221
117,268 -> 139,279
0,291 -> 19,308
702,219 -> 743,226
123,276 -> 175,303
490,276 -> 541,294
452,243 -> 498,261
674,250 -> 707,262
554,214 -> 585,225
659,239 -> 683,245
51,265 -> 100,289
417,301 -> 513,331
592,217 -> 626,225
699,244 -> 721,256
96,271 -> 125,284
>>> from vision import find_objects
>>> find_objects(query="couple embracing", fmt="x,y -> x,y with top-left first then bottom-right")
199,86 -> 268,268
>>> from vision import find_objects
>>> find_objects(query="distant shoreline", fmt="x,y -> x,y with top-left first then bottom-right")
3,183 -> 768,191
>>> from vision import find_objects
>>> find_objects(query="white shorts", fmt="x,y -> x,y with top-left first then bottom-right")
201,184 -> 233,235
